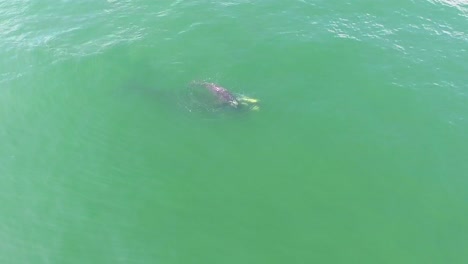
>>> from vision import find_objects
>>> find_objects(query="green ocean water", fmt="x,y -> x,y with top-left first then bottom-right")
1,0 -> 468,263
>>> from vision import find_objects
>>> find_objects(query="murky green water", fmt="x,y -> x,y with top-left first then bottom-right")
1,0 -> 467,263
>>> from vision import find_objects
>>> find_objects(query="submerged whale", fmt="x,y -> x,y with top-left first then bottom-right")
188,81 -> 259,111
199,82 -> 240,108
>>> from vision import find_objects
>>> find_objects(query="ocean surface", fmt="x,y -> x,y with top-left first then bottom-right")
1,0 -> 467,263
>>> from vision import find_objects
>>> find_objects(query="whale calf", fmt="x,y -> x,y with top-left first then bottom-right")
199,82 -> 240,108
189,81 -> 260,111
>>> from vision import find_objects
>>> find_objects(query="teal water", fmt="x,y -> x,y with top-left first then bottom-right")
1,0 -> 468,263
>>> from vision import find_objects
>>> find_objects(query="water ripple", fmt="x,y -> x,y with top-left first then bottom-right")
0,0 -> 147,61
430,0 -> 468,15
